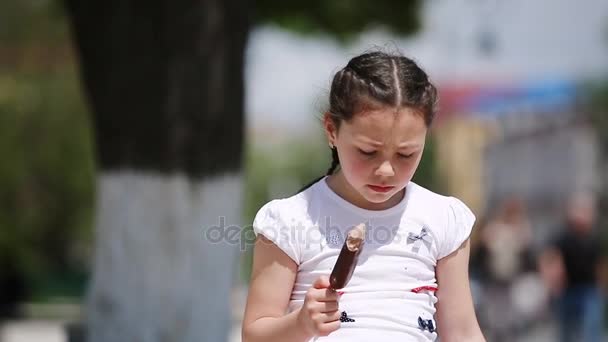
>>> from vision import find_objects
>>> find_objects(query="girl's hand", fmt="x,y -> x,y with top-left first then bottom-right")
296,275 -> 341,337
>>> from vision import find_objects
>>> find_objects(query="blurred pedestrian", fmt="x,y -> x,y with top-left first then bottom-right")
475,197 -> 537,341
539,191 -> 606,342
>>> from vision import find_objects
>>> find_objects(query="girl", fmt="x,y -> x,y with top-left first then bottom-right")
242,51 -> 485,342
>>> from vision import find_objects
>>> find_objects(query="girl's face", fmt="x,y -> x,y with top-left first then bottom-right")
325,107 -> 427,208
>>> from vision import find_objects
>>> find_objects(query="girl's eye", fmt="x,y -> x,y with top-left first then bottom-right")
358,148 -> 376,156
398,152 -> 415,159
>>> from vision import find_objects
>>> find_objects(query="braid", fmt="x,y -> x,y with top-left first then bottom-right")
326,147 -> 340,175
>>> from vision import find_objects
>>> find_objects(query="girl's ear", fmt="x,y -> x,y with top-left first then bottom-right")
323,112 -> 338,148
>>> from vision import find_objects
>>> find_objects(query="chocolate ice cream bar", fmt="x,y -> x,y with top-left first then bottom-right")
329,223 -> 366,290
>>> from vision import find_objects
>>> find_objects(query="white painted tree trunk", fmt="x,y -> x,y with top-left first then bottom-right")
86,171 -> 242,342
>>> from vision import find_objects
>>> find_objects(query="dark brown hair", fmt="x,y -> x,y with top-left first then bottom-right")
300,50 -> 438,192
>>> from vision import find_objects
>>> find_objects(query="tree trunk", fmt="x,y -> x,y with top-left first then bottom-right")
64,0 -> 248,341
87,173 -> 243,342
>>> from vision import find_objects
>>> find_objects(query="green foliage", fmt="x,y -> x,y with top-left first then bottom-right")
0,0 -> 67,45
245,133 -> 328,224
412,136 -> 438,191
587,79 -> 608,229
255,0 -> 423,41
588,80 -> 608,152
0,0 -> 93,302
0,68 -> 94,299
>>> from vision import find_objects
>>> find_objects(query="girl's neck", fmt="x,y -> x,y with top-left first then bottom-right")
326,170 -> 405,211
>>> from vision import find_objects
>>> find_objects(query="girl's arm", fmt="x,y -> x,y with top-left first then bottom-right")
242,236 -> 340,342
435,238 -> 486,342
242,235 -> 310,342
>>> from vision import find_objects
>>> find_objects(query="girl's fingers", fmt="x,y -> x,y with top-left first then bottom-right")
320,301 -> 339,313
314,289 -> 340,302
322,310 -> 341,323
309,287 -> 340,302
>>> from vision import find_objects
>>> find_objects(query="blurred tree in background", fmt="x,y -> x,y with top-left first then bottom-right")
63,0 -> 249,340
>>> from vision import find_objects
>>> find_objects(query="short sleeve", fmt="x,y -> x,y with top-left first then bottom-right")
438,197 -> 476,259
253,200 -> 301,265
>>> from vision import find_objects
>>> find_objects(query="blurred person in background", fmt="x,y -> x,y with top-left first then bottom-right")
539,191 -> 607,342
474,197 -> 538,341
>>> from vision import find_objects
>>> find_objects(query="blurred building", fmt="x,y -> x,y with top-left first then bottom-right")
416,0 -> 606,245
435,80 -> 599,245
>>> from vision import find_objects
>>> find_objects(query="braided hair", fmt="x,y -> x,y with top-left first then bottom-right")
326,146 -> 340,176
297,50 -> 438,193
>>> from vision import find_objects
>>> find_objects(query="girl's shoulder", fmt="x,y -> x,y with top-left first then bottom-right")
251,184 -> 320,264
407,182 -> 476,259
254,182 -> 318,223
252,180 -> 324,236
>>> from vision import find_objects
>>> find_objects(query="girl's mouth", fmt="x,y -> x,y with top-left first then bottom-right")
367,185 -> 395,193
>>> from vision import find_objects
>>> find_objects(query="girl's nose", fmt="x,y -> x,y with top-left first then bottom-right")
375,160 -> 395,177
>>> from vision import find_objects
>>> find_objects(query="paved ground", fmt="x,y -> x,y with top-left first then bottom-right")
0,320 -> 242,342
1,321 -> 66,342
0,287 -> 247,342
0,320 -> 558,342
0,287 -> 604,342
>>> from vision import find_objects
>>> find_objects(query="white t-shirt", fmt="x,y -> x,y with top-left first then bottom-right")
252,177 -> 475,342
